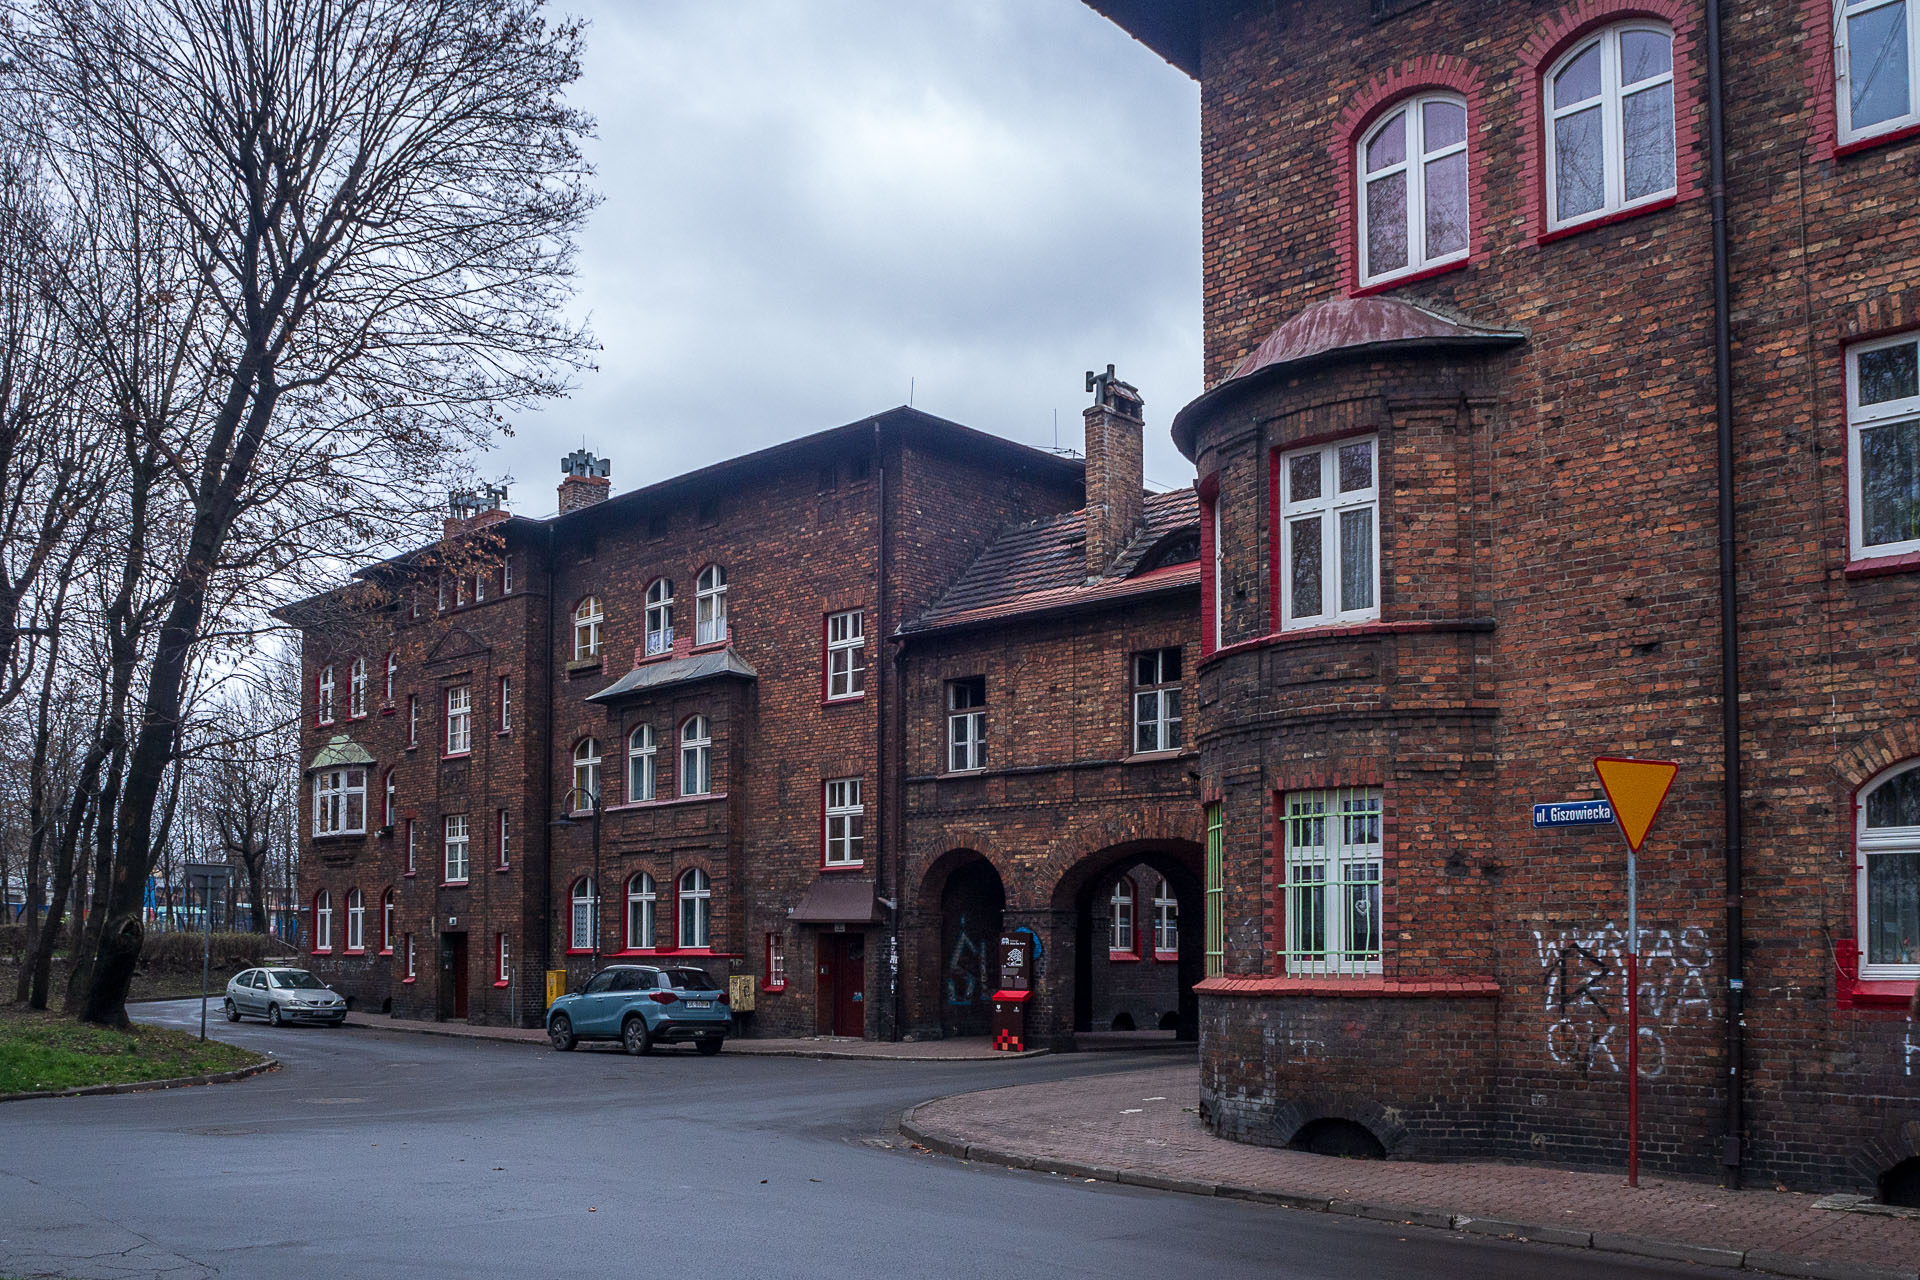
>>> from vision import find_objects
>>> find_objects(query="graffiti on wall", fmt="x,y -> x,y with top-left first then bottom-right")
1532,924 -> 1715,1078
946,913 -> 986,1007
1905,1027 -> 1916,1078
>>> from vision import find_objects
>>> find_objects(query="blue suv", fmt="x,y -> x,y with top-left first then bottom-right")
547,964 -> 731,1055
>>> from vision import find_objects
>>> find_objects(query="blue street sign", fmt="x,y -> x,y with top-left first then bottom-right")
1533,799 -> 1614,828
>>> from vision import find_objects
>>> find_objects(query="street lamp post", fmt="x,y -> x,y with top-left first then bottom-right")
551,785 -> 603,971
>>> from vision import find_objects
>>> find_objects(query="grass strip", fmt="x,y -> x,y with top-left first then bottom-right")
0,1006 -> 262,1095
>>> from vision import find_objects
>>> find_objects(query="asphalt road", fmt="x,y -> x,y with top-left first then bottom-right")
0,1001 -> 1701,1280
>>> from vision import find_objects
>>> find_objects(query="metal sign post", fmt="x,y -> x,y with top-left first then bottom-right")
1593,758 -> 1680,1189
185,862 -> 233,1042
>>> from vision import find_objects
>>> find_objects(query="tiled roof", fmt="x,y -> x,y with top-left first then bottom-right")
902,488 -> 1199,636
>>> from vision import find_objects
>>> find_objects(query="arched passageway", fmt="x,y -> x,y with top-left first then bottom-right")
1045,840 -> 1205,1046
920,851 -> 1006,1039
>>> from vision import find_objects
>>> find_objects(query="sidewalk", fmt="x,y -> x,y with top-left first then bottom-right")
339,1010 -> 1047,1060
900,1064 -> 1919,1280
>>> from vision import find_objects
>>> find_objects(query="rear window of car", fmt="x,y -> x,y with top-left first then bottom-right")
270,970 -> 326,989
233,970 -> 253,986
662,967 -> 716,991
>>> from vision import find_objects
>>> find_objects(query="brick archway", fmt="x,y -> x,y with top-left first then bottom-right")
916,849 -> 1007,1039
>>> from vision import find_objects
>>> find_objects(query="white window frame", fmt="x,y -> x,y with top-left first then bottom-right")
502,556 -> 513,594
405,819 -> 417,875
573,596 -> 603,661
695,564 -> 728,646
497,809 -> 510,868
1132,648 -> 1184,754
765,932 -> 787,988
573,738 -> 602,808
406,932 -> 417,979
312,767 -> 368,837
382,888 -> 394,952
678,868 -> 711,949
445,685 -> 471,755
645,578 -> 674,656
1838,0 -> 1920,144
349,657 -> 367,717
472,570 -> 485,604
408,695 -> 419,747
1282,787 -> 1384,976
498,933 -> 511,983
627,724 -> 656,803
317,665 -> 336,724
383,769 -> 396,829
1356,93 -> 1470,286
824,778 -> 865,867
571,877 -> 599,951
384,650 -> 397,702
1109,877 -> 1136,955
1544,23 -> 1677,231
314,890 -> 332,952
1279,436 -> 1380,630
498,676 -> 511,732
1152,877 -> 1178,956
627,872 -> 657,950
345,888 -> 365,951
444,813 -> 470,884
946,678 -> 986,773
1845,331 -> 1920,560
826,609 -> 866,700
1857,760 -> 1920,980
680,716 -> 712,797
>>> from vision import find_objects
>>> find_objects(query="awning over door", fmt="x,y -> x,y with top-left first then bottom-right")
789,876 -> 881,924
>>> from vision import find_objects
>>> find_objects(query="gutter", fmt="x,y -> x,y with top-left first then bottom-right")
1705,0 -> 1746,1189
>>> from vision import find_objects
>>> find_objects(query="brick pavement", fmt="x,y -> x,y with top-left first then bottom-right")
901,1064 -> 1920,1280
337,1011 -> 1046,1059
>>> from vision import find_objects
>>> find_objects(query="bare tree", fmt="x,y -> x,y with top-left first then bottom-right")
195,664 -> 300,934
3,0 -> 595,1026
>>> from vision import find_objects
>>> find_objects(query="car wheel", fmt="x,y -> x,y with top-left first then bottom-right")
622,1016 -> 653,1056
696,1038 -> 723,1057
267,1004 -> 282,1027
224,998 -> 241,1023
548,1014 -> 577,1051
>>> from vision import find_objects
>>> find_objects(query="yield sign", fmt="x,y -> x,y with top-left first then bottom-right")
1593,757 -> 1680,853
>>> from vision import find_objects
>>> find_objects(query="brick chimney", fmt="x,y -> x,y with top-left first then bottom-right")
558,448 -> 611,514
1082,365 -> 1145,578
444,483 -> 510,539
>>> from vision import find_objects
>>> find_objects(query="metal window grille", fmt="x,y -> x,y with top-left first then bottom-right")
1282,787 -> 1383,974
1204,803 -> 1224,976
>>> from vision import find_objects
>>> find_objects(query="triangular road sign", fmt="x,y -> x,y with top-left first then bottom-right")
1593,757 -> 1680,853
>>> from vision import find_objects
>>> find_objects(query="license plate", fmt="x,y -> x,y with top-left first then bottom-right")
686,1000 -> 713,1009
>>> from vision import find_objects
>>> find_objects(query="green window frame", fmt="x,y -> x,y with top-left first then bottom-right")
1204,802 -> 1225,976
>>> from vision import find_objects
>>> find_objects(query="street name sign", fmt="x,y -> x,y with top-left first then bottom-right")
1532,799 -> 1614,828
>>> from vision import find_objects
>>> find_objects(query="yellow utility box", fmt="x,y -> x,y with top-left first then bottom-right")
545,969 -> 568,1010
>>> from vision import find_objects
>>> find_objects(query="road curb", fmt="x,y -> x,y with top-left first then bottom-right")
0,1055 -> 279,1105
896,1105 -> 1919,1280
339,1015 -> 1050,1061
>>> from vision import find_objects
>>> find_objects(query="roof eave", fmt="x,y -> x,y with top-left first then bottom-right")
896,573 -> 1200,643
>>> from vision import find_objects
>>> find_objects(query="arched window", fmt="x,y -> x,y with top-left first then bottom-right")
678,868 -> 711,949
313,889 -> 333,952
573,595 -> 603,661
1860,761 -> 1920,979
317,665 -> 336,723
1545,23 -> 1675,230
645,578 -> 674,656
627,872 -> 657,950
680,716 -> 712,797
349,657 -> 368,718
695,564 -> 728,646
1153,877 -> 1178,956
381,887 -> 394,953
571,877 -> 599,952
385,651 -> 397,702
345,888 -> 365,952
627,724 -> 656,803
573,738 -> 602,808
383,768 -> 397,829
1358,93 -> 1468,285
1109,878 -> 1136,956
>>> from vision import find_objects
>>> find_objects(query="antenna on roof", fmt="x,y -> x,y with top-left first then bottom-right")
909,376 -> 915,407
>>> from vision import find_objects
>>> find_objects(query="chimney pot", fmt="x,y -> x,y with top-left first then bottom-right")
558,450 -> 611,513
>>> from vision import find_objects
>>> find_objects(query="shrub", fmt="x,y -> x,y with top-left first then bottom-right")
140,930 -> 285,973
0,922 -> 25,960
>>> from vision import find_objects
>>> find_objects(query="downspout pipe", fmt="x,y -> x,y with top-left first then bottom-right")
1705,0 -> 1746,1188
875,419 -> 902,1041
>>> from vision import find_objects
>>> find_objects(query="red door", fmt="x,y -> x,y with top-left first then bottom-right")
816,934 -> 866,1037
444,933 -> 469,1020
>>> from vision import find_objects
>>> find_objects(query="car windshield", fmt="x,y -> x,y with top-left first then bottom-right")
270,970 -> 327,989
663,967 -> 716,992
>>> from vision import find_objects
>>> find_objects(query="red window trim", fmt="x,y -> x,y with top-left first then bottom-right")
672,866 -> 713,951
1801,0 -> 1920,163
820,777 -> 865,872
1330,55 -> 1489,296
1196,472 -> 1221,656
1107,874 -> 1141,961
1844,550 -> 1920,580
1516,0 -> 1702,244
821,608 -> 867,705
1265,433 -> 1384,634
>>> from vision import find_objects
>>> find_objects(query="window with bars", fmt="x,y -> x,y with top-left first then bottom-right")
571,878 -> 598,952
1279,437 -> 1379,629
1132,649 -> 1183,753
1282,788 -> 1383,974
826,609 -> 866,700
765,932 -> 787,989
1204,803 -> 1224,977
947,677 -> 986,772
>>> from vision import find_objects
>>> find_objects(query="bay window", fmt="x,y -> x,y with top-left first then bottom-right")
1282,787 -> 1384,975
1279,437 -> 1379,629
312,767 -> 367,836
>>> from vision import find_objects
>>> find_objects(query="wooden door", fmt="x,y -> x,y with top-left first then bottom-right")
443,932 -> 469,1020
815,933 -> 867,1037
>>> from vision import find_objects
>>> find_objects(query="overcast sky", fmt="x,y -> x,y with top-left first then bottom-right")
485,0 -> 1201,516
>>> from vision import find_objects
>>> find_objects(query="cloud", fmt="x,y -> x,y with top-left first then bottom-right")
486,0 -> 1202,511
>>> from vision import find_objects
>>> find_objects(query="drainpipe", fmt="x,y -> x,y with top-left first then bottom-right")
543,523 -> 557,1020
875,419 -> 902,1041
1705,0 -> 1746,1190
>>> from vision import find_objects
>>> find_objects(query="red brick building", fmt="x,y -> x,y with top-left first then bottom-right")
1090,0 -> 1920,1196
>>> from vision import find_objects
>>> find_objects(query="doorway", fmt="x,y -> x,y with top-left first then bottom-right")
815,932 -> 866,1037
440,932 -> 469,1020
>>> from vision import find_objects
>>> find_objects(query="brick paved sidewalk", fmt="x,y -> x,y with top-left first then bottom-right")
339,1010 -> 1046,1059
901,1064 -> 1919,1280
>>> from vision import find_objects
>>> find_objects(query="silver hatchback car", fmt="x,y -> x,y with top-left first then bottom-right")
224,967 -> 347,1026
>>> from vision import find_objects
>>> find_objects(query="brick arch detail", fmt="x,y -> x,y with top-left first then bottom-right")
1833,724 -> 1920,789
1331,56 -> 1489,297
1270,1095 -> 1412,1156
1516,0 -> 1703,242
